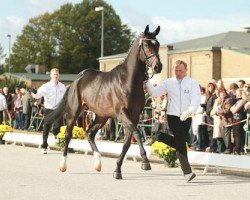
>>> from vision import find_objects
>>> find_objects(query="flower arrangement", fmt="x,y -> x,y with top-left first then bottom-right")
58,126 -> 87,140
57,126 -> 87,148
151,141 -> 177,167
0,124 -> 13,139
0,124 -> 13,144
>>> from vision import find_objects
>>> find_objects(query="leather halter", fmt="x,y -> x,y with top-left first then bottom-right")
139,38 -> 159,80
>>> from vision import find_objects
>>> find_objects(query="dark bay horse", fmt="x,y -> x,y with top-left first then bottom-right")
47,25 -> 162,179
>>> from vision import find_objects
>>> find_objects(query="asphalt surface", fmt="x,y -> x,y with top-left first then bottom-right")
1,144 -> 250,200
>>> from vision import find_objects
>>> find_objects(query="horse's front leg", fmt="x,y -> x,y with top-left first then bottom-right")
59,123 -> 74,172
113,124 -> 151,180
113,128 -> 132,179
133,127 -> 151,170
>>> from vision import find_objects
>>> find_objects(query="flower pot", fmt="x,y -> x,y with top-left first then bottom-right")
0,138 -> 5,145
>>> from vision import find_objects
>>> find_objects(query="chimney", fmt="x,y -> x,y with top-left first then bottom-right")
242,24 -> 250,33
167,45 -> 174,50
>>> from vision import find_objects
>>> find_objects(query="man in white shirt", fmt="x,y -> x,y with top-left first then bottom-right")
32,68 -> 66,154
146,60 -> 201,182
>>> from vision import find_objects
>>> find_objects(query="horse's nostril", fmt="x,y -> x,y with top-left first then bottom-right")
154,63 -> 162,73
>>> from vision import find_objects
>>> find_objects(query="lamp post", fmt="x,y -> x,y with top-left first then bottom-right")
95,6 -> 104,57
6,34 -> 11,73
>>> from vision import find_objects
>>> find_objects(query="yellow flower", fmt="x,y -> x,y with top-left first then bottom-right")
0,124 -> 13,132
57,126 -> 87,140
151,141 -> 177,164
0,124 -> 13,138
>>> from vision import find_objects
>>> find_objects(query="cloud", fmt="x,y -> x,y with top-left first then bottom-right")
24,0 -> 73,16
150,15 -> 250,44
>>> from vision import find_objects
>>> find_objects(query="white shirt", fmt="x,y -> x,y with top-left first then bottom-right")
0,93 -> 7,111
146,76 -> 201,117
33,80 -> 66,110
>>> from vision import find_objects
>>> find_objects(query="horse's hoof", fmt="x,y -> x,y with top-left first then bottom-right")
113,171 -> 122,179
94,164 -> 102,172
141,162 -> 151,170
59,166 -> 67,172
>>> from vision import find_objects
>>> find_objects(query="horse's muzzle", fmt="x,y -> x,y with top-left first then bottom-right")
153,62 -> 162,74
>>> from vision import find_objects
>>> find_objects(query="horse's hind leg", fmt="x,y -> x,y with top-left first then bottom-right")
59,96 -> 82,172
87,115 -> 108,172
59,120 -> 75,172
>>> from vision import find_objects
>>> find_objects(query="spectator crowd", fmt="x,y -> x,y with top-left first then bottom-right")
0,78 -> 250,156
0,86 -> 44,131
140,79 -> 250,155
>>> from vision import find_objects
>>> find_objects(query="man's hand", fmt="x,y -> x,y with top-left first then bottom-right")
180,108 -> 194,121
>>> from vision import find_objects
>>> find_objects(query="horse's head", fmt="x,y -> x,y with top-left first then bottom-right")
139,25 -> 162,76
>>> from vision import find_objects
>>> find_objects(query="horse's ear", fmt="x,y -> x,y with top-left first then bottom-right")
144,25 -> 149,34
153,26 -> 160,36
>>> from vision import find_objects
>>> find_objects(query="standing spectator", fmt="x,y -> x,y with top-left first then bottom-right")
211,88 -> 233,153
32,68 -> 66,154
22,88 -> 33,130
13,92 -> 24,129
145,94 -> 168,145
204,82 -> 217,152
227,82 -> 239,104
238,79 -> 246,89
0,92 -> 7,124
230,89 -> 247,155
146,60 -> 201,182
242,84 -> 250,116
192,86 -> 207,151
216,79 -> 225,90
2,87 -> 13,126
242,83 -> 250,100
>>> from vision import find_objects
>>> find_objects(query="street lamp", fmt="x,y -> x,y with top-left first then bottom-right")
95,6 -> 104,57
6,34 -> 11,73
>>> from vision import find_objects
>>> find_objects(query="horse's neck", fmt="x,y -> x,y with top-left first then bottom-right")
124,41 -> 144,77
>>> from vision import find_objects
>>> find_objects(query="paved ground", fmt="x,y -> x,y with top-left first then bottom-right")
1,144 -> 250,200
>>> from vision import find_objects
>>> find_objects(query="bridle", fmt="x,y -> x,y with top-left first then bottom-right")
139,38 -> 160,80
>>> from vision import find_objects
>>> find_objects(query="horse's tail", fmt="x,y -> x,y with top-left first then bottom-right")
44,87 -> 70,124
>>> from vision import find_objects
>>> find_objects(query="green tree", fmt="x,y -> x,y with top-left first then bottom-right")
10,0 -> 134,73
0,44 -> 6,73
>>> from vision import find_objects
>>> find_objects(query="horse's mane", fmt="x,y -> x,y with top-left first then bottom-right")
125,32 -> 144,59
109,32 -> 144,76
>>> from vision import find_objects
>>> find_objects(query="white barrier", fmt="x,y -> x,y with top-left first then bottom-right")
3,132 -> 250,173
188,151 -> 250,174
2,132 -> 151,161
3,132 -> 55,147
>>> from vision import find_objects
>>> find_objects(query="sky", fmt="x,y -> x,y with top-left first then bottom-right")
0,0 -> 250,62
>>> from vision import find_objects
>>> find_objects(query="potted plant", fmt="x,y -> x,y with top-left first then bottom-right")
151,141 -> 177,168
57,126 -> 87,148
0,124 -> 13,144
